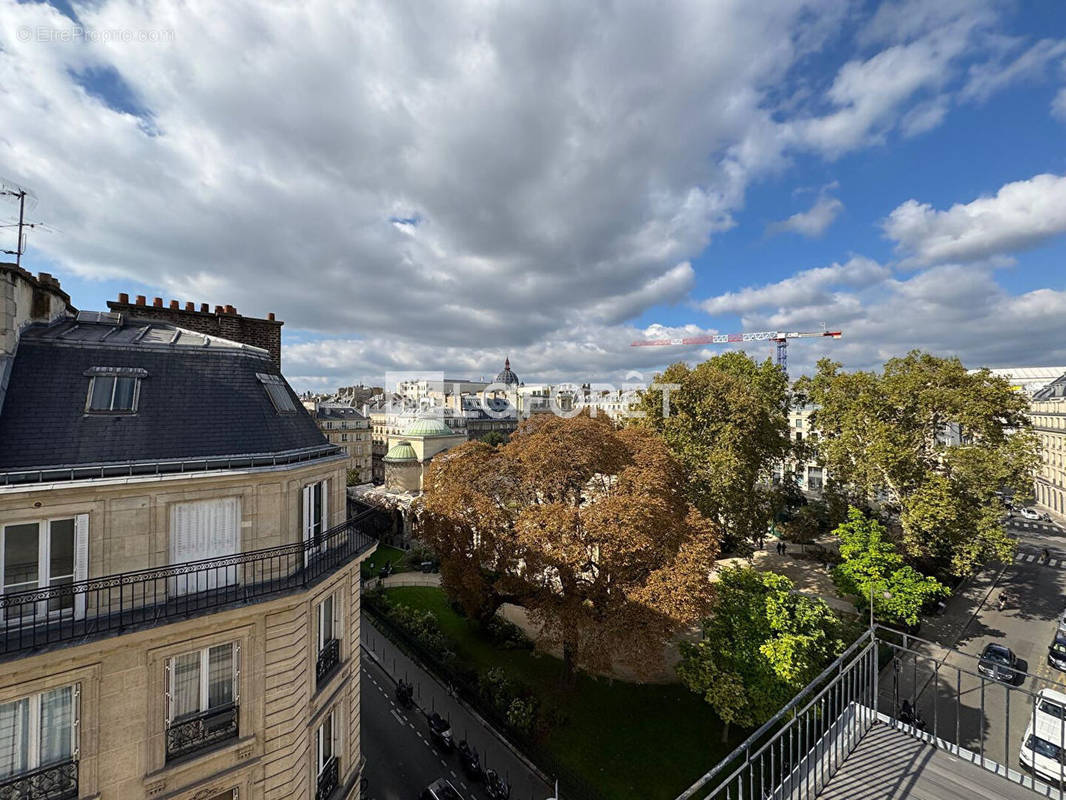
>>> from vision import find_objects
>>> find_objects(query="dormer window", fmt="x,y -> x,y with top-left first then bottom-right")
257,373 -> 296,414
84,367 -> 146,413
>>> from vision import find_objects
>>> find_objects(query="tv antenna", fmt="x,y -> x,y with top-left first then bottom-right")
0,178 -> 41,268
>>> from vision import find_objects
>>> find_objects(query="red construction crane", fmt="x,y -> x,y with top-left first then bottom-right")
630,328 -> 842,372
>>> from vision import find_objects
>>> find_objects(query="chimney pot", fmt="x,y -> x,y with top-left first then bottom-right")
153,297 -> 163,307
214,305 -> 224,314
169,300 -> 179,310
268,312 -> 275,321
200,303 -> 209,313
224,304 -> 235,314
136,295 -> 146,306
185,301 -> 195,311
118,293 -> 129,304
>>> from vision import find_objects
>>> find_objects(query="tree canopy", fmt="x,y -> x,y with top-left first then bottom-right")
677,566 -> 848,736
419,412 -> 719,682
634,351 -> 794,552
798,351 -> 1039,575
830,508 -> 948,627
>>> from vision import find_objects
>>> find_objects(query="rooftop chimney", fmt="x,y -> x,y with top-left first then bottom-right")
169,300 -> 179,310
118,293 -> 129,304
152,297 -> 163,308
136,295 -> 146,306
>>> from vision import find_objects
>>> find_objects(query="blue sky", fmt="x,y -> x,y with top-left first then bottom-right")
3,0 -> 1066,388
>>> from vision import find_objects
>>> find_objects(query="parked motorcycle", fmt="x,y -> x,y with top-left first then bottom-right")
427,712 -> 454,752
458,739 -> 483,781
395,679 -> 414,709
484,769 -> 511,800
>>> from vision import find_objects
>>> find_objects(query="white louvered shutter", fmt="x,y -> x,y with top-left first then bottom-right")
73,515 -> 89,620
320,480 -> 329,545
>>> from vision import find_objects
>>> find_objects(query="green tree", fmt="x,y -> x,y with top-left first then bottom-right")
677,566 -> 848,739
799,351 -> 1039,575
480,430 -> 508,447
831,508 -> 948,627
635,352 -> 794,552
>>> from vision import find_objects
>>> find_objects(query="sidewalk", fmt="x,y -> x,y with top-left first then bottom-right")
378,571 -> 441,588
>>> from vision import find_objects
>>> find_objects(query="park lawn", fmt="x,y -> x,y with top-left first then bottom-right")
361,544 -> 411,578
384,586 -> 744,800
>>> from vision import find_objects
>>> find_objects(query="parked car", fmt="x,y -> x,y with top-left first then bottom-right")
978,642 -> 1019,683
1058,609 -> 1066,634
420,779 -> 464,800
1021,507 -> 1041,520
1020,690 -> 1066,784
1050,634 -> 1066,672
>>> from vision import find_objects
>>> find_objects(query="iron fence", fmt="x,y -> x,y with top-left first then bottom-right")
0,759 -> 77,800
317,637 -> 342,687
166,702 -> 239,762
678,630 -> 879,800
0,513 -> 377,658
316,756 -> 340,800
362,593 -> 606,800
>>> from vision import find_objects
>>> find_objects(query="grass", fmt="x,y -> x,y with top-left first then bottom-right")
384,586 -> 744,800
362,544 -> 412,578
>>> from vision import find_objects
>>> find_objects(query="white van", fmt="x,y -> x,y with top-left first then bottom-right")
1020,689 -> 1066,784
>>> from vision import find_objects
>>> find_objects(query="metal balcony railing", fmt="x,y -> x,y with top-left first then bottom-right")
0,513 -> 377,659
316,637 -> 341,688
0,759 -> 78,800
166,703 -> 239,762
316,756 -> 339,800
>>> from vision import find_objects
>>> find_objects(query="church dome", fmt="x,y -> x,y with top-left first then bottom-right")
495,357 -> 520,386
383,440 -> 418,462
401,417 -> 455,437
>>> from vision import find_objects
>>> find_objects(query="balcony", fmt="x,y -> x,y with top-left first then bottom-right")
0,760 -> 78,800
0,514 -> 377,660
316,756 -> 339,800
316,637 -> 341,688
166,703 -> 239,762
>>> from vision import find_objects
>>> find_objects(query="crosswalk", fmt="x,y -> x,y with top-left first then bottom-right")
1015,550 -> 1065,568
1011,520 -> 1062,532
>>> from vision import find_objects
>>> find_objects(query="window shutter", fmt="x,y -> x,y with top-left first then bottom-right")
72,685 -> 81,760
333,594 -> 342,652
233,643 -> 241,703
164,659 -> 172,724
73,515 -> 89,620
320,480 -> 329,537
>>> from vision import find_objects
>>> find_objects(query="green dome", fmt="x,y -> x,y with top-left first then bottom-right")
401,417 -> 455,437
383,441 -> 418,463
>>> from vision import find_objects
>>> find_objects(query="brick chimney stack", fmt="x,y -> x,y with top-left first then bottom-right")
107,294 -> 284,370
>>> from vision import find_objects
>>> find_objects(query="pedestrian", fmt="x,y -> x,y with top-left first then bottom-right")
1043,547 -> 1051,564
781,542 -> 787,556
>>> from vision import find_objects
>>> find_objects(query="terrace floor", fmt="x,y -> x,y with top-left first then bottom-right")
819,723 -> 1045,800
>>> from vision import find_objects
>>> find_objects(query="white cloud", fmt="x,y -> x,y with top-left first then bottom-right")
1053,88 -> 1066,121
700,257 -> 890,315
883,173 -> 1066,264
768,191 -> 844,238
703,262 -> 1066,375
960,38 -> 1066,103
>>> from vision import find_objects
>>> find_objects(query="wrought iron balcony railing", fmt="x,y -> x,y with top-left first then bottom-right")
0,758 -> 78,800
166,703 -> 239,762
316,756 -> 339,800
316,637 -> 341,688
0,513 -> 377,659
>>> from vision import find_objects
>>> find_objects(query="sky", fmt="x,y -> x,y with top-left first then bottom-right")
2,0 -> 1065,391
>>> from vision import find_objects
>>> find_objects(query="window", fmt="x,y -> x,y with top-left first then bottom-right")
340,434 -> 348,442
316,594 -> 342,686
169,499 -> 240,594
316,709 -> 339,799
302,480 -> 329,563
318,594 -> 338,652
0,685 -> 78,782
85,372 -> 141,413
257,373 -> 296,414
165,643 -> 240,761
1,517 -> 88,620
168,643 -> 238,722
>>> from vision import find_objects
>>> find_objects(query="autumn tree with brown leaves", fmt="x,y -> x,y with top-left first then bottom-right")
419,413 -> 719,684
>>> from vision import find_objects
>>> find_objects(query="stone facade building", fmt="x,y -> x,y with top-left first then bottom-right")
314,405 -> 373,485
1030,372 -> 1066,523
0,266 -> 375,800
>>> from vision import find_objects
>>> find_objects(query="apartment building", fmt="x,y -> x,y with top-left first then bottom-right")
1030,372 -> 1066,522
314,405 -> 373,485
0,264 -> 375,800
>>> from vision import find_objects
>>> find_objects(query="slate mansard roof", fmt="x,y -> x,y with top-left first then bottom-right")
0,313 -> 336,479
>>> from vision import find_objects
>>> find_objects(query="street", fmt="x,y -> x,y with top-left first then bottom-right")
885,515 -> 1066,785
360,614 -> 555,800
